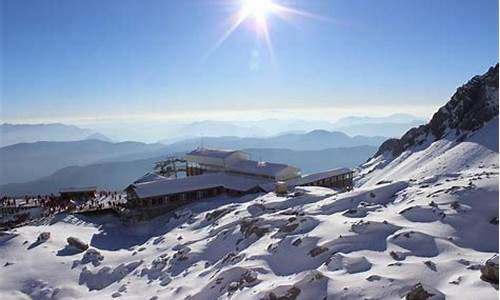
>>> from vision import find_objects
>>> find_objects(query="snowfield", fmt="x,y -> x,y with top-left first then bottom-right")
0,141 -> 498,299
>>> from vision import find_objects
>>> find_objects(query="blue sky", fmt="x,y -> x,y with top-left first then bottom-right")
1,0 -> 498,123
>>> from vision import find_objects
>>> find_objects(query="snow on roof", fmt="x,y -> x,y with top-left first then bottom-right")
129,173 -> 271,199
186,148 -> 246,159
228,160 -> 298,178
288,168 -> 352,186
60,186 -> 97,193
133,172 -> 167,184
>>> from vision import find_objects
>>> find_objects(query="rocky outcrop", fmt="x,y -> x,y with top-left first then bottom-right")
480,254 -> 499,284
37,232 -> 51,243
67,237 -> 89,252
374,64 -> 499,158
267,287 -> 301,300
240,219 -> 268,238
405,283 -> 434,300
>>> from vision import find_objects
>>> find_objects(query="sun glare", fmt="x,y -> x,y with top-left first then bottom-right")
241,0 -> 275,21
205,0 -> 329,66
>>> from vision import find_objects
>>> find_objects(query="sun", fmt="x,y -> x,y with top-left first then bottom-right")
206,0 -> 328,65
241,0 -> 276,22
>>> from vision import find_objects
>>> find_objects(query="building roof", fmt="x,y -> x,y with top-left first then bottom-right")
228,160 -> 299,178
133,172 -> 167,184
287,168 -> 352,186
186,148 -> 246,159
129,173 -> 272,199
60,186 -> 97,193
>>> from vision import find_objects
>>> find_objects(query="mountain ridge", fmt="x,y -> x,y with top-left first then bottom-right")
374,64 -> 499,158
0,139 -> 164,184
0,123 -> 111,147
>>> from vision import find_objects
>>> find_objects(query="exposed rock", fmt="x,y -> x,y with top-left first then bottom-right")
242,270 -> 258,283
374,138 -> 404,158
309,246 -> 328,257
374,64 -> 499,158
111,292 -> 121,298
117,284 -> 126,292
82,248 -> 104,266
67,237 -> 89,252
450,201 -> 461,210
37,232 -> 51,242
390,251 -> 405,261
424,260 -> 437,272
226,270 -> 260,295
449,276 -> 462,285
240,219 -> 268,238
268,286 -> 301,300
172,246 -> 190,261
480,254 -> 499,284
467,264 -> 482,271
366,275 -> 382,281
279,223 -> 299,233
205,208 -> 231,222
405,283 -> 434,300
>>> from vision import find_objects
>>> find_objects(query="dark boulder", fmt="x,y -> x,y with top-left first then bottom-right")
405,283 -> 434,300
480,254 -> 499,284
67,237 -> 89,252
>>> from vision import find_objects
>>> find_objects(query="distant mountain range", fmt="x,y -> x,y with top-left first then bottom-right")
159,121 -> 269,144
334,120 -> 424,137
0,139 -> 164,184
1,114 -> 424,146
0,145 -> 377,196
0,156 -> 161,196
0,115 -> 421,195
0,123 -> 112,147
243,146 -> 377,174
160,114 -> 424,142
160,130 -> 386,152
331,113 -> 423,127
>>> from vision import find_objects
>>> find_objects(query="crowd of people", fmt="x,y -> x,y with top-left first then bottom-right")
0,191 -> 127,228
72,192 -> 126,212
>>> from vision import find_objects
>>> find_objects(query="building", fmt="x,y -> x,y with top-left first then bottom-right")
124,148 -> 353,218
126,172 -> 270,210
227,160 -> 301,181
288,168 -> 354,190
185,149 -> 249,176
185,148 -> 301,181
59,187 -> 97,201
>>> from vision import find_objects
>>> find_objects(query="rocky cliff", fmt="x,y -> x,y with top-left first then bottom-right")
375,64 -> 499,158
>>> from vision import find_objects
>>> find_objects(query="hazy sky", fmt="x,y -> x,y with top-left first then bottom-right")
1,0 -> 498,123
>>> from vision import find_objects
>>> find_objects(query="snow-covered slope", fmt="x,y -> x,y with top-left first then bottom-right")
0,177 -> 497,299
0,65 -> 497,300
357,116 -> 498,187
358,64 -> 498,187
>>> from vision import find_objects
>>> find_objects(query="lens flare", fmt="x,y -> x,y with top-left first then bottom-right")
205,0 -> 331,67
